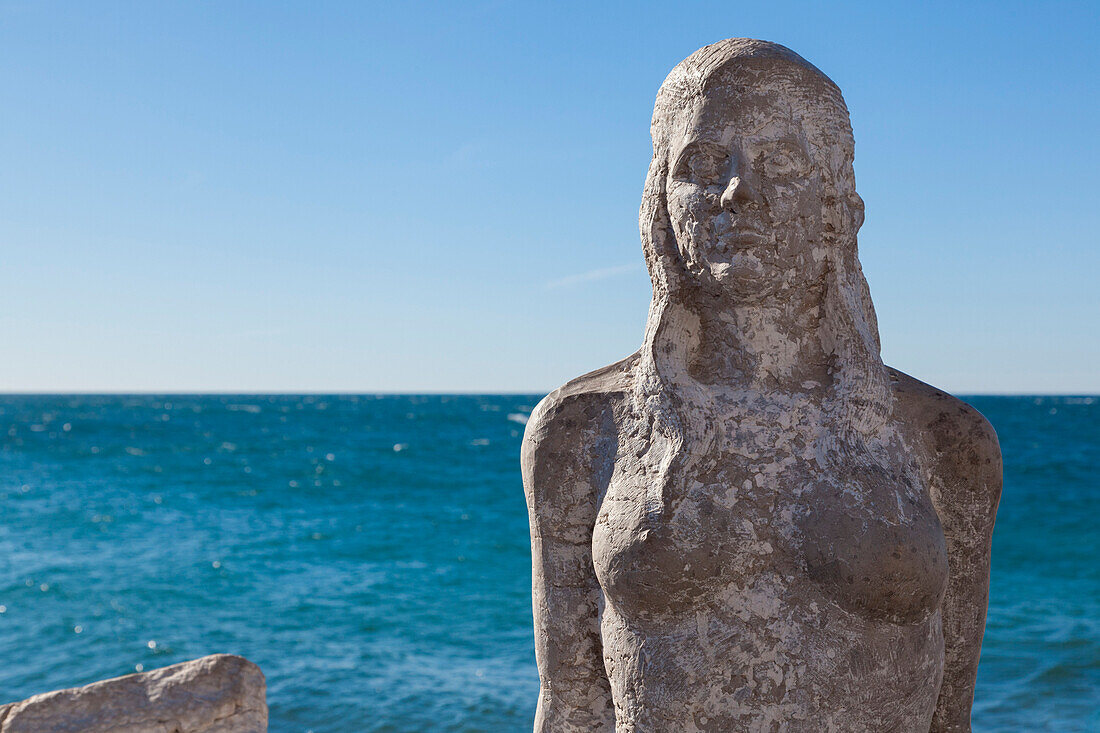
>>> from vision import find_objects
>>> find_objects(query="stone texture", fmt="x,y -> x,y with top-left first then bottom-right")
0,654 -> 267,733
522,39 -> 1002,732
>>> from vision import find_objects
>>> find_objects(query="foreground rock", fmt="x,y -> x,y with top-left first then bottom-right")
0,654 -> 266,733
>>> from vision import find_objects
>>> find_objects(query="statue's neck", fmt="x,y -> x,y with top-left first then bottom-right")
650,292 -> 834,396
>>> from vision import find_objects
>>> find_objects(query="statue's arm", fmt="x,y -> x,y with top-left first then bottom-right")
521,389 -> 617,732
929,403 -> 1001,732
894,374 -> 1002,733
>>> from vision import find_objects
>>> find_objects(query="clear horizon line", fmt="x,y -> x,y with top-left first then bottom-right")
0,390 -> 1097,398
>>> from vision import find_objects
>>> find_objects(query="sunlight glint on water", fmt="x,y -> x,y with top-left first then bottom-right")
0,395 -> 1095,731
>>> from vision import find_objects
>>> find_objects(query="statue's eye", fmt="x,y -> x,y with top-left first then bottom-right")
768,154 -> 793,172
762,149 -> 809,178
674,147 -> 729,186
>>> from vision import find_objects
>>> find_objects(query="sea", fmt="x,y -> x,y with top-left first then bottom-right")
0,394 -> 1096,731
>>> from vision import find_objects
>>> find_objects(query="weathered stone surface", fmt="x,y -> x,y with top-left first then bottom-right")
522,39 -> 1002,732
0,654 -> 266,733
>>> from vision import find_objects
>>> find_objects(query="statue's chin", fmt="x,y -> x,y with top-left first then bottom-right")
695,256 -> 781,301
709,258 -> 760,281
684,244 -> 825,305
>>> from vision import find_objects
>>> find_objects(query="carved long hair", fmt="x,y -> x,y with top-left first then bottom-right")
632,40 -> 894,519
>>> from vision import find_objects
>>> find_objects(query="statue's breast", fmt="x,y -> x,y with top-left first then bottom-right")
593,461 -> 796,623
797,464 -> 949,624
592,458 -> 948,626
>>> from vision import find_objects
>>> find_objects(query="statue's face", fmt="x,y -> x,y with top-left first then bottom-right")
664,77 -> 840,301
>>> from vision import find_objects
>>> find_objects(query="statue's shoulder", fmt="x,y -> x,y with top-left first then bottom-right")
521,353 -> 637,499
887,367 -> 1002,506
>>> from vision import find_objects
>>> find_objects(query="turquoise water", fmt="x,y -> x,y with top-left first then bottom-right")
0,395 -> 1095,731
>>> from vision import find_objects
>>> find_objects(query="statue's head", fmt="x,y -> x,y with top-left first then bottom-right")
637,40 -> 889,444
642,39 -> 865,304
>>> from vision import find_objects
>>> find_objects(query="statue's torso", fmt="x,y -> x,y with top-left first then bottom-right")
591,410 -> 949,731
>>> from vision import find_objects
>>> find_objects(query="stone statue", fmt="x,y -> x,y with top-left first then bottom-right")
521,39 -> 1002,732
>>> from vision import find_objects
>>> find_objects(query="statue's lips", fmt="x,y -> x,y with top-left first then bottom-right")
714,229 -> 769,251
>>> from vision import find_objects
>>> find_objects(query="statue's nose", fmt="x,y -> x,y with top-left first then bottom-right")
720,175 -> 760,210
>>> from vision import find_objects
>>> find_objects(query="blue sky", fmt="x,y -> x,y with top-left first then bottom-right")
1,1 -> 1096,393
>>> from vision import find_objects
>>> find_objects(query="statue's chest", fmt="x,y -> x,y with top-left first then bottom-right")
592,450 -> 948,625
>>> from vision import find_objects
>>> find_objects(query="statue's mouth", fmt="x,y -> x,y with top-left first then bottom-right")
708,212 -> 768,249
714,228 -> 769,252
